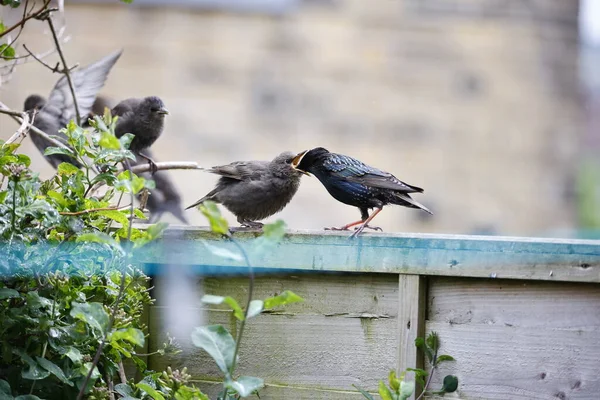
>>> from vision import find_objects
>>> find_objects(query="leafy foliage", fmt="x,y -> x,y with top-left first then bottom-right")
355,332 -> 458,399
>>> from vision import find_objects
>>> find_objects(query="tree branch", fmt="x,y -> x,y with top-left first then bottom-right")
22,44 -> 77,73
59,204 -> 132,216
45,17 -> 81,123
127,161 -> 202,175
3,111 -> 31,146
0,0 -> 52,40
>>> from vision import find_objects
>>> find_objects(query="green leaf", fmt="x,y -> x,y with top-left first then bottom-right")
199,201 -> 229,235
15,396 -> 43,400
399,381 -> 415,400
115,383 -> 135,397
415,337 -> 433,363
388,370 -> 400,392
146,222 -> 168,240
46,190 -> 67,207
426,331 -> 440,353
136,382 -> 165,400
246,300 -> 263,319
202,242 -> 242,262
133,208 -> 147,220
0,288 -> 19,299
0,43 -> 15,59
252,220 -> 286,255
352,384 -> 375,400
76,232 -> 121,251
44,147 -> 74,157
441,375 -> 459,393
436,354 -> 455,364
0,379 -> 10,395
0,22 -> 5,35
16,154 -> 30,167
64,347 -> 83,363
119,133 -> 135,149
110,327 -> 145,347
78,362 -> 101,381
378,381 -> 394,400
201,295 -> 244,321
57,162 -> 80,176
98,131 -> 121,150
191,325 -> 236,374
263,290 -> 303,309
227,376 -> 264,397
95,209 -> 130,228
121,0 -> 134,3
406,368 -> 428,388
20,355 -> 50,381
70,302 -> 110,335
36,357 -> 73,386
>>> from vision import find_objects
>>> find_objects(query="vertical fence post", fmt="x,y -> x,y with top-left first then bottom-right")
398,274 -> 427,400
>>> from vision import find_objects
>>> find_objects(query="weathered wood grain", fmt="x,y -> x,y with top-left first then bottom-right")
137,227 -> 600,283
428,277 -> 600,328
148,308 -> 397,392
398,275 -> 427,400
424,278 -> 600,399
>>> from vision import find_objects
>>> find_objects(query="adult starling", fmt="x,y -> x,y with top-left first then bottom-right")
291,147 -> 432,238
23,50 -> 123,169
112,96 -> 169,175
134,150 -> 188,224
186,152 -> 304,228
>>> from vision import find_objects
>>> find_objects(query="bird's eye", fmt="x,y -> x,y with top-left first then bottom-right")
285,157 -> 293,164
150,107 -> 160,112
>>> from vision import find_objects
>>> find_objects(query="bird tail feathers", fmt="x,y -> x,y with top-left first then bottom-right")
394,193 -> 433,215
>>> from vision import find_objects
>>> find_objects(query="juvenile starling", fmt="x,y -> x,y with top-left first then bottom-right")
291,147 -> 431,238
23,50 -> 122,169
186,152 -> 304,229
134,150 -> 188,224
112,96 -> 169,175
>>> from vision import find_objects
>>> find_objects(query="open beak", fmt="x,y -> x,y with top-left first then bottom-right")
157,107 -> 169,115
291,150 -> 311,176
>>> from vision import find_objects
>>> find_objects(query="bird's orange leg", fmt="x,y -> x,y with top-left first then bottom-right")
350,207 -> 383,238
325,219 -> 364,231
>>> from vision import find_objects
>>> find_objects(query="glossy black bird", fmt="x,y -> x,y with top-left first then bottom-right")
186,152 -> 304,229
134,150 -> 188,224
112,96 -> 168,175
24,50 -> 122,169
291,147 -> 431,238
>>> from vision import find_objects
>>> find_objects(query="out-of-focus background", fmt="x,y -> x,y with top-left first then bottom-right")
2,0 -> 600,238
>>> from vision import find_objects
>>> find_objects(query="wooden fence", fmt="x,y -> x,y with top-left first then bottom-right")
139,228 -> 600,399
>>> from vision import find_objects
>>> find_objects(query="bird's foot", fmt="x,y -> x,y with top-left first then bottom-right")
239,221 -> 264,230
354,224 -> 382,232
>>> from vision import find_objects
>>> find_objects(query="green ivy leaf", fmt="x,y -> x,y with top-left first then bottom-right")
110,327 -> 145,347
44,147 -> 75,157
436,354 -> 455,364
98,131 -> 121,150
378,381 -> 394,400
199,201 -> 229,235
246,300 -> 263,319
191,325 -> 236,375
64,347 -> 83,363
352,384 -> 375,400
57,162 -> 80,176
399,381 -> 415,400
18,352 -> 50,381
0,43 -> 15,59
119,133 -> 134,150
136,382 -> 165,400
0,288 -> 19,299
70,302 -> 110,336
201,295 -> 244,321
36,357 -> 73,386
95,209 -> 130,229
227,376 -> 264,397
263,290 -> 303,310
388,370 -> 400,392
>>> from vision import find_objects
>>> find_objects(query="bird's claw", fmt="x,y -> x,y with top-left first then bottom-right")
239,221 -> 264,230
148,159 -> 158,175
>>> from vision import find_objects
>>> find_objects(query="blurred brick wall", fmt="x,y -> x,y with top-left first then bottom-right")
0,0 -> 582,236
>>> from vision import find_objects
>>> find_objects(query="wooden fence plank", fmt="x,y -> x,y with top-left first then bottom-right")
398,275 -> 427,400
137,227 -> 600,283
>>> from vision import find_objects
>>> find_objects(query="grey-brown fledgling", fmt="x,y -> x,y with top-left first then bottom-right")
186,152 -> 304,228
23,50 -> 123,169
134,150 -> 188,224
112,96 -> 169,175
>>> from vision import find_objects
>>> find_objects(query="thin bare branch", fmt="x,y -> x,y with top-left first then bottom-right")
0,0 -> 52,39
0,101 -> 72,151
127,161 -> 202,175
3,112 -> 31,146
45,17 -> 81,123
59,204 -> 132,216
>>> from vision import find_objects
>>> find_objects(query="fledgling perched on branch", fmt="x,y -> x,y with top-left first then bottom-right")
186,152 -> 305,229
23,50 -> 123,169
112,96 -> 169,175
291,147 -> 432,238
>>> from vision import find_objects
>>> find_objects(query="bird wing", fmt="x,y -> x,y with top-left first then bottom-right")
111,98 -> 142,117
46,50 -> 122,126
205,161 -> 269,181
324,153 -> 423,193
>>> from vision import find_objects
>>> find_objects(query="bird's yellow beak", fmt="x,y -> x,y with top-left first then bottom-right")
291,150 -> 311,176
157,107 -> 169,115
